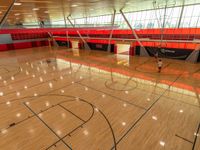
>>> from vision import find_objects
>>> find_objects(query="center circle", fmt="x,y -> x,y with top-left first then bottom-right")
105,78 -> 137,91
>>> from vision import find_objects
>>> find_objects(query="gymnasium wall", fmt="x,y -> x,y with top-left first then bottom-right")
0,28 -> 199,60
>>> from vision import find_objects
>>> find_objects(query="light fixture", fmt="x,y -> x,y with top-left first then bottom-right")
32,8 -> 39,11
39,77 -> 43,82
45,102 -> 50,107
44,11 -> 49,13
14,13 -> 20,16
61,113 -> 66,118
34,93 -> 38,97
152,116 -> 158,120
6,101 -> 10,105
0,92 -> 3,96
71,4 -> 78,7
16,92 -> 20,96
14,2 -> 22,6
38,113 -> 43,117
1,129 -> 8,134
49,82 -> 53,88
122,122 -> 126,126
95,108 -> 99,112
159,141 -> 165,146
16,113 -> 21,117
83,130 -> 89,136
56,130 -> 62,135
179,109 -> 183,113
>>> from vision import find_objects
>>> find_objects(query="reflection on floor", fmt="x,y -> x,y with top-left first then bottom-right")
0,46 -> 199,150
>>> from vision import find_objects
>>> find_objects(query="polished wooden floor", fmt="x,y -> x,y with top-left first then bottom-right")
0,46 -> 199,150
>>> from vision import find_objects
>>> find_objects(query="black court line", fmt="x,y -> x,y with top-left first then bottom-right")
0,56 -> 86,88
0,65 -> 19,74
0,75 -> 87,106
175,134 -> 193,144
192,123 -> 200,150
23,102 -> 73,150
1,64 -> 88,97
0,65 -> 71,88
104,79 -> 138,91
77,82 -> 147,110
59,104 -> 86,122
0,67 -> 21,82
45,94 -> 117,150
0,93 -> 106,150
0,67 -> 9,73
0,102 -> 72,131
110,70 -> 184,150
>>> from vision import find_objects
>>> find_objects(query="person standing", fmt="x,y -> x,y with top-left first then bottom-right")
157,59 -> 163,73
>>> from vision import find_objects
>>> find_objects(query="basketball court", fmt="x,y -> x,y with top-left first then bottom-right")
0,0 -> 200,150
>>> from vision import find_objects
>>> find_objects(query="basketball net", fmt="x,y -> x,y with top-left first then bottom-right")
153,0 -> 176,50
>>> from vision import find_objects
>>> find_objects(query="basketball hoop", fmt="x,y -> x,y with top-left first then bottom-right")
153,0 -> 176,53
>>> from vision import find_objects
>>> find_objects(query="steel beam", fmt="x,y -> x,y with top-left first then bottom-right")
61,1 -> 67,28
67,16 -> 91,50
0,0 -> 17,28
160,4 -> 167,47
120,9 -> 146,51
53,36 -> 200,44
107,9 -> 116,52
178,0 -> 185,28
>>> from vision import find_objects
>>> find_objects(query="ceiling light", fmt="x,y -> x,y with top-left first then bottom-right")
71,4 -> 78,7
34,93 -> 38,97
6,101 -> 10,105
152,116 -> 158,120
0,92 -> 3,96
14,3 -> 22,6
159,141 -> 165,146
56,130 -> 62,135
14,13 -> 20,16
32,8 -> 39,11
179,109 -> 183,113
1,129 -> 8,134
83,130 -> 89,136
44,11 -> 49,13
122,122 -> 126,126
95,108 -> 99,112
16,113 -> 21,117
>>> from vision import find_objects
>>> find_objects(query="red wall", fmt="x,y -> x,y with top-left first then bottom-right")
0,27 -> 199,51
